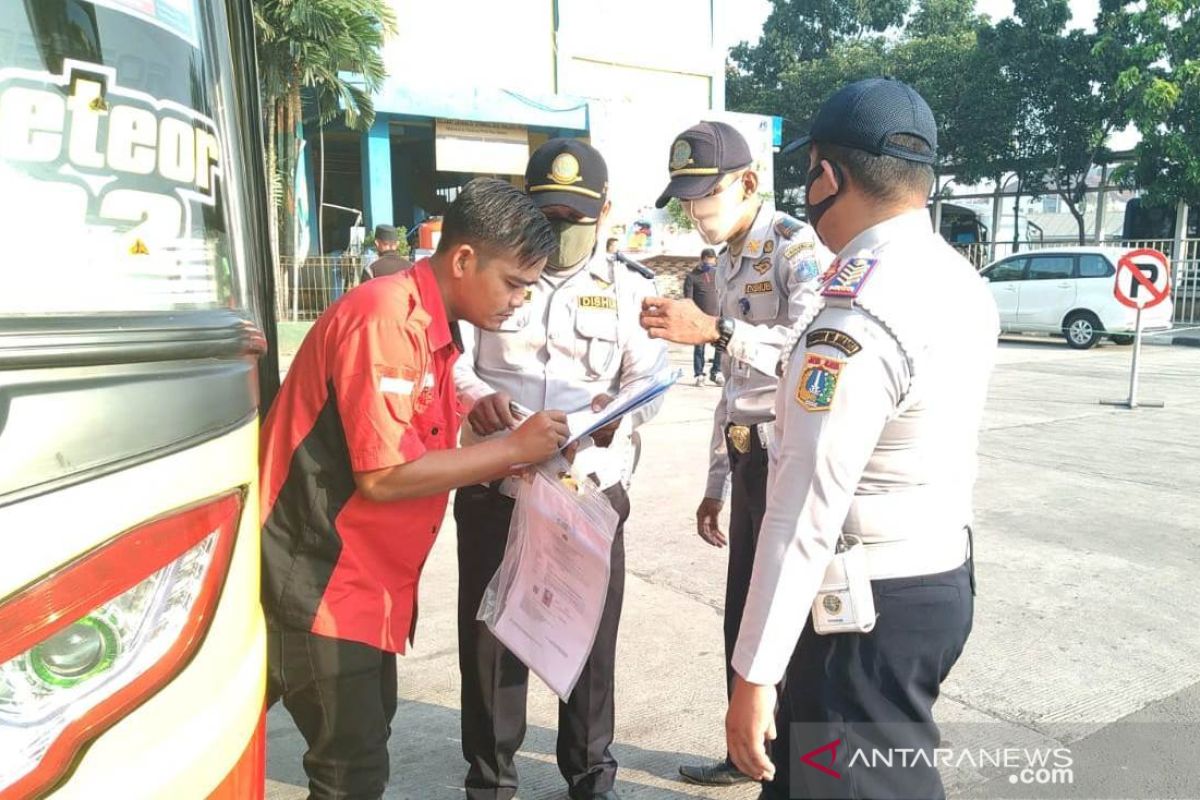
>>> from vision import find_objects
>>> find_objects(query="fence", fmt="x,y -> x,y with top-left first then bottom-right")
275,255 -> 364,322
950,238 -> 1200,326
275,239 -> 1200,328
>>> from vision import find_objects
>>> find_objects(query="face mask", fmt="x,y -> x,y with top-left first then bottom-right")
684,177 -> 746,245
805,161 -> 843,236
547,219 -> 597,270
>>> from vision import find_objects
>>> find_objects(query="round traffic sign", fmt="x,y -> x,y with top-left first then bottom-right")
1114,249 -> 1171,310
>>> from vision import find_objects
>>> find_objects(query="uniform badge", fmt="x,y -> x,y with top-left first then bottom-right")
728,425 -> 752,454
822,594 -> 843,614
794,257 -> 820,282
763,240 -> 775,255
745,240 -> 762,256
795,353 -> 844,412
549,153 -> 582,185
754,257 -> 771,275
578,295 -> 617,310
784,240 -> 814,261
738,297 -> 751,316
524,288 -> 533,302
806,328 -> 863,356
670,139 -> 692,171
745,280 -> 773,294
592,275 -> 612,289
822,257 -> 878,299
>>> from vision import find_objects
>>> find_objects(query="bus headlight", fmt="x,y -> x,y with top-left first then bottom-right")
0,492 -> 243,797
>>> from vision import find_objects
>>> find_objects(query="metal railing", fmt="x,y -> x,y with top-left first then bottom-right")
275,255 -> 364,321
950,238 -> 1200,327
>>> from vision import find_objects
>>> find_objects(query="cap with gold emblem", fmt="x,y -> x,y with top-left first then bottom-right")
525,138 -> 609,220
655,120 -> 753,208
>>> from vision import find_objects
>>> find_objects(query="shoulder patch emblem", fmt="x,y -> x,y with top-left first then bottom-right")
784,240 -> 814,261
806,328 -> 862,356
754,257 -> 772,275
822,257 -> 878,298
763,239 -> 775,255
795,353 -> 845,412
745,280 -> 773,294
794,257 -> 820,282
774,214 -> 802,239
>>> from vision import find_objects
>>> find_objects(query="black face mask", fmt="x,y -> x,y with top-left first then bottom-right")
805,161 -> 844,233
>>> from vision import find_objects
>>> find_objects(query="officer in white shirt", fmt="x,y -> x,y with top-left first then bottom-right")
640,121 -> 831,786
454,139 -> 668,800
724,79 -> 999,800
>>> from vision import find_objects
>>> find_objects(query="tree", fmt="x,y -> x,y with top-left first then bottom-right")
1097,0 -> 1200,209
253,0 -> 396,259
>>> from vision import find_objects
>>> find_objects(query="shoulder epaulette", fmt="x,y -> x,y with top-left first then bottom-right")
822,255 -> 878,299
773,213 -> 804,240
617,255 -> 655,280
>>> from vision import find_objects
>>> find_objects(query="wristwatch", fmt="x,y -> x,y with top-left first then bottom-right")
714,316 -> 735,351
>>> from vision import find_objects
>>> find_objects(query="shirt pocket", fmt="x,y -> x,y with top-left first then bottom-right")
742,286 -> 781,323
574,309 -> 620,378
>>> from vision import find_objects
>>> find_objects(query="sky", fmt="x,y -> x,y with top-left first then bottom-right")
722,0 -> 1104,51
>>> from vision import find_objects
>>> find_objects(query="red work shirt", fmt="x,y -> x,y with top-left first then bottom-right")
259,259 -> 461,653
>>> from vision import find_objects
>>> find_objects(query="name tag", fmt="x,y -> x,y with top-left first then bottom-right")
578,295 -> 617,310
744,280 -> 773,295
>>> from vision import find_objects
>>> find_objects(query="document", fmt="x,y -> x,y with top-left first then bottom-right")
561,369 -> 681,447
478,469 -> 619,700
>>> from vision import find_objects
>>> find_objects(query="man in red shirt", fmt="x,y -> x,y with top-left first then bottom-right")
260,178 -> 566,799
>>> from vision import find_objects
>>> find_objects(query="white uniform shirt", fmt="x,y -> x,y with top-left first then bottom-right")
704,204 -> 831,499
455,252 -> 669,489
732,209 -> 1000,685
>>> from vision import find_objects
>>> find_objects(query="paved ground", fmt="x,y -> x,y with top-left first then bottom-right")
266,336 -> 1200,800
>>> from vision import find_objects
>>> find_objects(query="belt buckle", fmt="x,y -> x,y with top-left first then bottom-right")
728,424 -> 752,454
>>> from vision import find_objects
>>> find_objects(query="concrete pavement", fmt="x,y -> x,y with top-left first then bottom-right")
266,336 -> 1200,799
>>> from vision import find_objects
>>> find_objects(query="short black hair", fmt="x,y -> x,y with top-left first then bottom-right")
437,178 -> 556,267
606,237 -> 619,248
700,247 -> 717,259
815,134 -> 935,203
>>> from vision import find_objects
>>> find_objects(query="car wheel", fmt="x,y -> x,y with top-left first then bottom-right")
1110,334 -> 1135,346
1063,311 -> 1102,349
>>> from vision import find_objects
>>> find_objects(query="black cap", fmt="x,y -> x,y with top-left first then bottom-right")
525,138 -> 608,219
373,224 -> 398,243
655,121 -> 753,208
782,78 -> 937,164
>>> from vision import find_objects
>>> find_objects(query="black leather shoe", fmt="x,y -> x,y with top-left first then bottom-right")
678,758 -> 753,785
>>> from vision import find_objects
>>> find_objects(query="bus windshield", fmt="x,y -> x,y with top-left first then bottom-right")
0,0 -> 246,314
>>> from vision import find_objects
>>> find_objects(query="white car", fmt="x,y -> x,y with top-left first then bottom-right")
979,247 -> 1174,349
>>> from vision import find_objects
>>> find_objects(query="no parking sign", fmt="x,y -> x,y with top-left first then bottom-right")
1102,248 -> 1171,410
1114,249 -> 1171,310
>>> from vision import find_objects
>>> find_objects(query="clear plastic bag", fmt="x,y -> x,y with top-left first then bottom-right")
477,458 -> 619,700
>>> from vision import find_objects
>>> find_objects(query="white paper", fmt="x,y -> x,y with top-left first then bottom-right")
562,369 -> 681,448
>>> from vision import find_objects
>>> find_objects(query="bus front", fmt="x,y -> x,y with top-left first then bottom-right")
0,1 -> 270,796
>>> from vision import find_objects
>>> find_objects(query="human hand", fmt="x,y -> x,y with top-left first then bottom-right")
696,497 -> 726,547
508,410 -> 569,464
468,391 -> 516,437
639,297 -> 720,345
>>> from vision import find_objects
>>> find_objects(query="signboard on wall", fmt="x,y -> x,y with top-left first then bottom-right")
435,119 -> 529,175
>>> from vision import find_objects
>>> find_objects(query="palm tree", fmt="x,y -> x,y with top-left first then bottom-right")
253,0 -> 396,260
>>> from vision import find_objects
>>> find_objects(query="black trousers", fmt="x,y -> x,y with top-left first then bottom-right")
764,563 -> 975,800
455,482 -> 630,800
724,428 -> 770,700
266,619 -> 398,800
